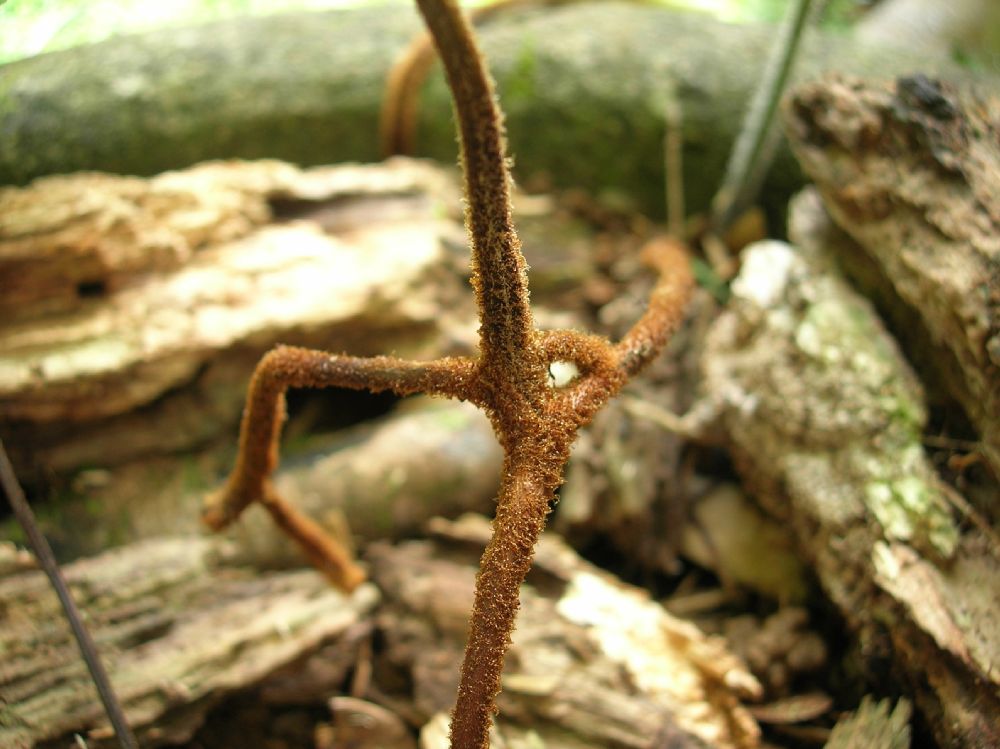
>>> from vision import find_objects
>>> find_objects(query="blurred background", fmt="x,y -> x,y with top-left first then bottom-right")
2,0 -> 998,68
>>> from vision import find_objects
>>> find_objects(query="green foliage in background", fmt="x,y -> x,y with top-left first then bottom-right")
0,0 -> 396,63
0,0 -> 865,64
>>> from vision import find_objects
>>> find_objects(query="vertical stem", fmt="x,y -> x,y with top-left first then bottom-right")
0,440 -> 138,749
450,457 -> 556,749
413,0 -> 536,377
710,0 -> 814,232
663,84 -> 685,240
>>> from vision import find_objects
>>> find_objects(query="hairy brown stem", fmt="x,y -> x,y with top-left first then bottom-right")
203,345 -> 477,588
450,456 -> 558,748
414,0 -> 536,379
259,485 -> 367,590
207,0 -> 692,745
615,236 -> 694,376
206,344 -> 477,525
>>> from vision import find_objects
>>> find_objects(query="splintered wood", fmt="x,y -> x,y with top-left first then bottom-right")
0,518 -> 763,748
370,515 -> 761,749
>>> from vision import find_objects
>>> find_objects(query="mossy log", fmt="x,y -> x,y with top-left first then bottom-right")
0,537 -> 380,748
0,4 -> 976,218
700,191 -> 999,749
784,74 -> 1000,484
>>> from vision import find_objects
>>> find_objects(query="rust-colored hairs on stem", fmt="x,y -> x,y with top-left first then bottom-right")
204,0 -> 692,745
381,0 -> 558,158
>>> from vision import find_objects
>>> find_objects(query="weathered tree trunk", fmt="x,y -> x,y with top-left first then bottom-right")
784,74 -> 1000,486
0,4 -> 979,218
766,78 -> 1000,747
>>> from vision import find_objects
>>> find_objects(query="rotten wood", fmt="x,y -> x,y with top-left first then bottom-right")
784,74 -> 1000,482
0,158 -> 474,474
0,516 -> 768,748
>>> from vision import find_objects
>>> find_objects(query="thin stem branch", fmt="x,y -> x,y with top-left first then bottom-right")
381,0 -> 532,158
380,29 -> 436,157
204,345 -> 478,531
259,484 -> 366,590
710,0 -> 814,233
0,440 -> 138,749
615,236 -> 694,376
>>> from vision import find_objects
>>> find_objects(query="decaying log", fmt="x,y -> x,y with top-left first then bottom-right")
783,74 -> 1000,481
0,5 -> 978,217
0,157 -> 463,325
700,190 -> 1000,749
0,158 -> 473,474
0,537 -> 379,748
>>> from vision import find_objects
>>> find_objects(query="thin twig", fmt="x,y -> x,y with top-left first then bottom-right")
710,0 -> 814,234
0,439 -> 139,749
663,85 -> 685,240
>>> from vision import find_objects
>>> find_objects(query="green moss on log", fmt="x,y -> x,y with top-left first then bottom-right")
0,4 -> 976,217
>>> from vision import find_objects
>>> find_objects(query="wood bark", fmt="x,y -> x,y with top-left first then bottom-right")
0,4 -> 979,218
784,74 -> 1000,485
0,537 -> 379,748
700,190 -> 999,749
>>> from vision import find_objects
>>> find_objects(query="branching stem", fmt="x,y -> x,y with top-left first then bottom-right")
415,0 -> 535,377
206,1 -> 693,746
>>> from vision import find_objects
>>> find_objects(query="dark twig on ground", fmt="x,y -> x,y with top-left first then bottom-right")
0,439 -> 139,749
